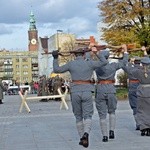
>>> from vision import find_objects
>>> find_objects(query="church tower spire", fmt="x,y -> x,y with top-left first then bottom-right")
28,10 -> 38,51
29,11 -> 36,30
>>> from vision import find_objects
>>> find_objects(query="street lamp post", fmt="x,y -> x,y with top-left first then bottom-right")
56,30 -> 63,51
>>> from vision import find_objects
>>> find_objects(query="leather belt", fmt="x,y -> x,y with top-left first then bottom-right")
129,79 -> 139,83
72,80 -> 93,84
98,80 -> 115,84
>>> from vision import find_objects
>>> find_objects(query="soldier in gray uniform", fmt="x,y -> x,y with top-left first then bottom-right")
130,47 -> 150,136
95,44 -> 129,142
52,46 -> 108,148
122,47 -> 148,130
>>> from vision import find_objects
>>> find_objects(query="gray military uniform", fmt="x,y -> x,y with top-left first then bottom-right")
131,57 -> 150,131
53,53 -> 108,138
95,52 -> 128,137
122,61 -> 141,129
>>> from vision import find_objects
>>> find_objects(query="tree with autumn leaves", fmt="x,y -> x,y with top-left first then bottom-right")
98,0 -> 150,47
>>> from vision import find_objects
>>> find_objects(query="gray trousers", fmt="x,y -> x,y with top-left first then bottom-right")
137,97 -> 150,130
71,91 -> 93,136
95,92 -> 117,136
71,91 -> 94,121
95,92 -> 117,119
128,83 -> 139,115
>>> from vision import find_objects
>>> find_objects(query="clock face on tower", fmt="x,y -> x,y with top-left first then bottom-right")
31,38 -> 37,45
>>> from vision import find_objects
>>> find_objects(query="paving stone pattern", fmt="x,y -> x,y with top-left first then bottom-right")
0,95 -> 149,150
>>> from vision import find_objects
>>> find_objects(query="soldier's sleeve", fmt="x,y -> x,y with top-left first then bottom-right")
53,59 -> 70,73
115,53 -> 129,70
90,51 -> 108,69
122,63 -> 130,73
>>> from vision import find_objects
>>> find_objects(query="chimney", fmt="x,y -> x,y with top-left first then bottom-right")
90,36 -> 96,44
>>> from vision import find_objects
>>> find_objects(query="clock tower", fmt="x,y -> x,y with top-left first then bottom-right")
28,11 -> 38,51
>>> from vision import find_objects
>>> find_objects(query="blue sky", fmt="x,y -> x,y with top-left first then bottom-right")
0,0 -> 104,51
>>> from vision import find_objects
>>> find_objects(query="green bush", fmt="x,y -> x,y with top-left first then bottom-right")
117,72 -> 128,88
116,88 -> 128,100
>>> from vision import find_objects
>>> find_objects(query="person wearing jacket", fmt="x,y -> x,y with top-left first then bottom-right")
130,46 -> 150,136
122,47 -> 148,130
0,79 -> 7,104
95,44 -> 129,142
52,45 -> 108,148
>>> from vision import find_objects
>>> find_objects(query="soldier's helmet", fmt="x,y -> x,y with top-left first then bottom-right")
141,57 -> 150,65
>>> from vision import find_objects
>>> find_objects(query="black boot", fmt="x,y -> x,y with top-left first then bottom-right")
141,129 -> 146,136
0,100 -> 3,104
109,130 -> 115,139
80,132 -> 89,148
79,138 -> 83,146
136,125 -> 140,130
102,136 -> 108,142
146,128 -> 150,136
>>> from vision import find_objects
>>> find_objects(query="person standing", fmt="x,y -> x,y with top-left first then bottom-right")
40,75 -> 48,102
95,44 -> 128,142
30,80 -> 34,94
53,75 -> 63,100
37,76 -> 43,96
122,47 -> 148,130
130,46 -> 150,136
0,79 -> 7,104
33,81 -> 39,94
52,46 -> 108,148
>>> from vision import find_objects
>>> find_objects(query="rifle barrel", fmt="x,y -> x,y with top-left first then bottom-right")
41,45 -> 149,55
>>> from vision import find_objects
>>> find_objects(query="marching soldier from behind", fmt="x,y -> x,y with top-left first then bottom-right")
52,45 -> 108,148
95,44 -> 129,142
130,46 -> 150,136
122,47 -> 148,130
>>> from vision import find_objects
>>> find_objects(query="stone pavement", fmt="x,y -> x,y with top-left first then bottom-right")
0,94 -> 149,150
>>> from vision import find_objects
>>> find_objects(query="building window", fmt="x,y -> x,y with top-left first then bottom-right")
5,72 -> 12,75
23,71 -> 28,75
23,65 -> 28,69
22,58 -> 28,62
4,65 -> 12,69
32,58 -> 38,63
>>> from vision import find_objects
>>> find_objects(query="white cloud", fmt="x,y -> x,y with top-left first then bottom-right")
0,0 -> 103,50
